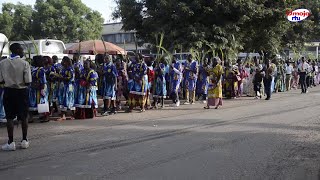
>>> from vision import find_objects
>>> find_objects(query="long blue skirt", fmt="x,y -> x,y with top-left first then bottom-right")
154,77 -> 167,98
29,85 -> 48,111
78,86 -> 98,108
102,81 -> 116,100
59,82 -> 75,111
74,80 -> 80,106
185,79 -> 197,91
47,81 -> 59,106
130,75 -> 148,96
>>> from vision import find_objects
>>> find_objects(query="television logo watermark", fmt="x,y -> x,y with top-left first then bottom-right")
286,9 -> 310,22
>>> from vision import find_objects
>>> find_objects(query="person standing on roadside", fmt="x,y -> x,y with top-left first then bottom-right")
285,61 -> 293,91
0,43 -> 32,151
298,57 -> 309,93
263,59 -> 275,100
184,54 -> 198,105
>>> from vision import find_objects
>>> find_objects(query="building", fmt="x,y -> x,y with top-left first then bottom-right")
102,22 -> 150,54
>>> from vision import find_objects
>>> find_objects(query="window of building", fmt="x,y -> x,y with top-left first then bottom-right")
103,33 -> 136,44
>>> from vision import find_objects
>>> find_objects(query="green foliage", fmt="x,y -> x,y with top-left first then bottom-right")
0,1 -> 104,43
114,0 -> 320,58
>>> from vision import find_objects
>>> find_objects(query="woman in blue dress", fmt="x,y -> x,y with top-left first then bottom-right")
153,58 -> 167,109
128,54 -> 148,112
102,54 -> 118,116
196,60 -> 209,103
57,57 -> 75,121
75,60 -> 99,119
170,56 -> 183,107
43,56 -> 59,116
29,56 -> 49,123
73,54 -> 84,108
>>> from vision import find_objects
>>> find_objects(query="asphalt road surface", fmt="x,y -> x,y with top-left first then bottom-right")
1,88 -> 320,180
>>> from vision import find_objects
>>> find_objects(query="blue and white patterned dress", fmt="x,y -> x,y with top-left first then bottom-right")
78,69 -> 99,108
73,62 -> 84,107
184,60 -> 198,91
59,67 -> 75,111
29,67 -> 48,111
196,65 -> 209,96
102,62 -> 118,100
130,62 -> 148,96
170,61 -> 183,94
154,63 -> 167,98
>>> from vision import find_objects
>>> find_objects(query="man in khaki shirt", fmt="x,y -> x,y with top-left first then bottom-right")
0,43 -> 32,151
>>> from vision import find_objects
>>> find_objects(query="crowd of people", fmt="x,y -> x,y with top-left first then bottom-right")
0,48 -> 318,123
0,43 -> 318,151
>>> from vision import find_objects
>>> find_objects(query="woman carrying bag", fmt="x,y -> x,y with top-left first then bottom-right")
28,56 -> 50,123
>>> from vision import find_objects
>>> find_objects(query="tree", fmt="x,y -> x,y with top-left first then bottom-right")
0,3 -> 33,40
32,0 -> 104,42
0,1 -> 104,42
113,0 -> 320,58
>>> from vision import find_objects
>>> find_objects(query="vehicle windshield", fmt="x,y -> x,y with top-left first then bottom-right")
41,41 -> 65,54
0,42 -> 9,55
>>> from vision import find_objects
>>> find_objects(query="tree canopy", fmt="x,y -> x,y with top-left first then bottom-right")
0,0 -> 104,42
113,0 -> 320,59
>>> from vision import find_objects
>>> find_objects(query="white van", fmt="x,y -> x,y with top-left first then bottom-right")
12,39 -> 69,62
0,33 -> 9,58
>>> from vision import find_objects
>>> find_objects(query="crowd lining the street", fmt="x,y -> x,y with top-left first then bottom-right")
0,43 -> 317,151
0,51 -> 317,122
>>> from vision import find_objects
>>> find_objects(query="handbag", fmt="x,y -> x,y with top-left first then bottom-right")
38,103 -> 49,114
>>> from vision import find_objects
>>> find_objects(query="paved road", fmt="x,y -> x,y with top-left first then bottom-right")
1,88 -> 320,180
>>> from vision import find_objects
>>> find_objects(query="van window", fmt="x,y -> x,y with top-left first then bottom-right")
22,43 -> 38,54
42,41 -> 65,54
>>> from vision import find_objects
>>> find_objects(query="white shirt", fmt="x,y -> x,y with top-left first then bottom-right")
285,64 -> 293,74
298,62 -> 309,72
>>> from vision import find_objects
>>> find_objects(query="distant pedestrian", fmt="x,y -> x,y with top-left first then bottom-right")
263,59 -> 276,100
298,57 -> 309,93
0,43 -> 32,151
253,65 -> 263,99
285,61 -> 293,91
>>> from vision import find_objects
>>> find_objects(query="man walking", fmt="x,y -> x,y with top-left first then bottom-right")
285,61 -> 293,91
298,57 -> 309,94
263,59 -> 275,100
0,43 -> 32,151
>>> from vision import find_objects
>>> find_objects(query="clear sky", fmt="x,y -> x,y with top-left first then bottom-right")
0,0 -> 117,23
